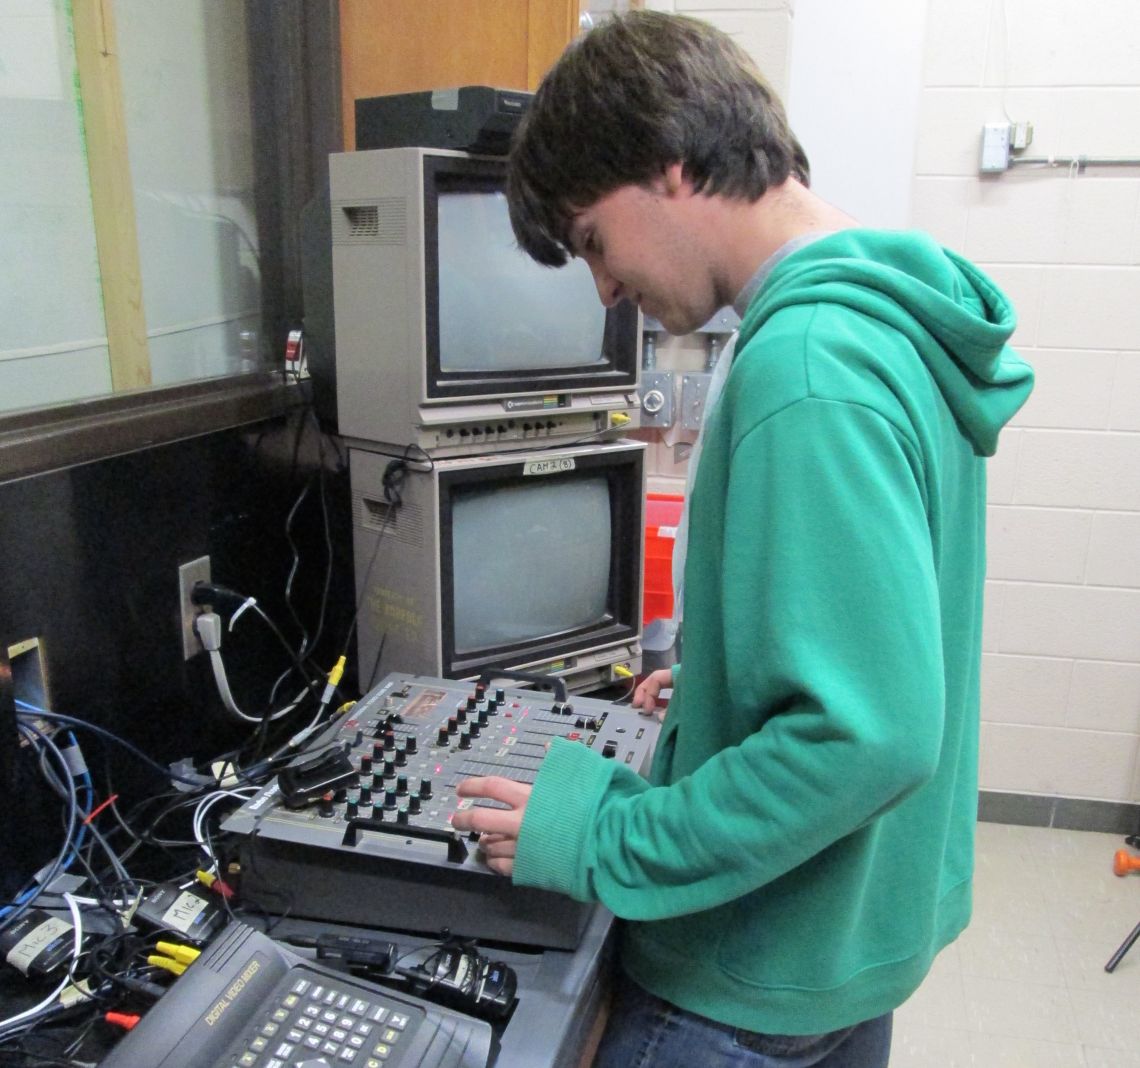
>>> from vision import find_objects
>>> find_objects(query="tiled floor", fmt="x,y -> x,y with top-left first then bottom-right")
891,822 -> 1140,1067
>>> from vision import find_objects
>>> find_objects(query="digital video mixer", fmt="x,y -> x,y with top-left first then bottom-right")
222,671 -> 660,950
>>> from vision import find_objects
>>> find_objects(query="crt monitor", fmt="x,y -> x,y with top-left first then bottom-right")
328,147 -> 642,453
349,439 -> 645,694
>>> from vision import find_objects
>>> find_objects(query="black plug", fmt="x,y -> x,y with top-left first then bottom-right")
190,582 -> 248,610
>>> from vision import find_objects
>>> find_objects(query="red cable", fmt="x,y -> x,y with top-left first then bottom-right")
83,793 -> 119,825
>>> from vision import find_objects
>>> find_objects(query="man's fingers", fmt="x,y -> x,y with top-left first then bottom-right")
455,775 -> 531,808
451,805 -> 521,837
485,856 -> 514,876
452,778 -> 530,835
476,833 -> 518,860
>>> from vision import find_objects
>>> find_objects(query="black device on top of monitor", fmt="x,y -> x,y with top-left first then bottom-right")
355,85 -> 531,156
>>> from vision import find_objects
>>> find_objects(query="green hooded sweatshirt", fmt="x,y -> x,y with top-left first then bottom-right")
512,230 -> 1034,1034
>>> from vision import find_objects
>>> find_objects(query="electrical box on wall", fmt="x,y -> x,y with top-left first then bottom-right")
639,371 -> 675,429
7,638 -> 50,715
980,122 -> 1011,173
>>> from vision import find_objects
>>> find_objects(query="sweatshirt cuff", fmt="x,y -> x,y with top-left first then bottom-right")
512,737 -> 617,901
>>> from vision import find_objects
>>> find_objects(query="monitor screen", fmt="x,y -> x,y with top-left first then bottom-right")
450,475 -> 612,654
437,189 -> 606,374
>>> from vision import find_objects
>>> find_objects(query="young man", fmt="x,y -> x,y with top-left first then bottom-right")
451,12 -> 1033,1067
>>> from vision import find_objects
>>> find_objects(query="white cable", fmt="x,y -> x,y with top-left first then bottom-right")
229,596 -> 257,631
192,788 -> 258,871
197,612 -> 293,724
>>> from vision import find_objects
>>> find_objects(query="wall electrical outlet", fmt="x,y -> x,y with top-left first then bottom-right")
178,556 -> 211,660
7,637 -> 51,716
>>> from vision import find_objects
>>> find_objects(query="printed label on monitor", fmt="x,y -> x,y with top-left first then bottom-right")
522,458 -> 576,476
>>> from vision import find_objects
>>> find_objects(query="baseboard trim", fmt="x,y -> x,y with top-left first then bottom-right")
978,791 -> 1140,835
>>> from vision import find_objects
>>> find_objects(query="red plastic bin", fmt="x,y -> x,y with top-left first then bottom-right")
642,492 -> 683,624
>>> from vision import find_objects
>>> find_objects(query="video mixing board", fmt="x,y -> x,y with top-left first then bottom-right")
222,672 -> 660,949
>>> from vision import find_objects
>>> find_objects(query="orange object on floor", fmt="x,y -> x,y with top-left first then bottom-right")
1113,849 -> 1140,876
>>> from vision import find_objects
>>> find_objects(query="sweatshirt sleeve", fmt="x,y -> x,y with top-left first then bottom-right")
512,396 -> 948,919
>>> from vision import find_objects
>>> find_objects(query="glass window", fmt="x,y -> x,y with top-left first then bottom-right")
0,0 -> 266,417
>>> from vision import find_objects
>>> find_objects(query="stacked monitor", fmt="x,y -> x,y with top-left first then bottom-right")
328,146 -> 646,692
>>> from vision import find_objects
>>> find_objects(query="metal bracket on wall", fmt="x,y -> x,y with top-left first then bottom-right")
680,372 -> 712,431
639,371 -> 675,429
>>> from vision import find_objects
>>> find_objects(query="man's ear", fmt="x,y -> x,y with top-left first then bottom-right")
646,163 -> 688,197
662,162 -> 687,196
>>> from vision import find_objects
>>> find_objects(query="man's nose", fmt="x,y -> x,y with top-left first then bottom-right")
588,261 -> 623,308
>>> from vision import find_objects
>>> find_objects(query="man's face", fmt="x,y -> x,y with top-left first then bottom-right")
567,168 -> 720,335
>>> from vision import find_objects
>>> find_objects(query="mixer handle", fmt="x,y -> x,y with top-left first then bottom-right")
342,818 -> 469,864
475,669 -> 568,703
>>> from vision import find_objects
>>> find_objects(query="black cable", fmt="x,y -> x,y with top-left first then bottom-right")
336,443 -> 438,697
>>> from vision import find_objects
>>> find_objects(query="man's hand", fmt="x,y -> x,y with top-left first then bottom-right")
632,667 -> 673,721
451,776 -> 532,876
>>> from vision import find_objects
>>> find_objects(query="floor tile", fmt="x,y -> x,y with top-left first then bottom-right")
892,823 -> 1140,1067
963,976 -> 1079,1043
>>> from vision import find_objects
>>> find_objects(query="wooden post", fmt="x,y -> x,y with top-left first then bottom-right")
71,0 -> 151,391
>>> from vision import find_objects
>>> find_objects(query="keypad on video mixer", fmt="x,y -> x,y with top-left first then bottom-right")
226,969 -> 421,1067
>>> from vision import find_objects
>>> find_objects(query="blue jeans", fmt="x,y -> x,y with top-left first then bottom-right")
592,974 -> 892,1068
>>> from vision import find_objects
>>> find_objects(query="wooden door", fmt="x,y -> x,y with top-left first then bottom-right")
339,0 -> 581,149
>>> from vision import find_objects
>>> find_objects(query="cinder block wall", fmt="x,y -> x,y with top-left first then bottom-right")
912,0 -> 1140,806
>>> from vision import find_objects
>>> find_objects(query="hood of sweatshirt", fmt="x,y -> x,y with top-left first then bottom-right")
738,229 -> 1034,456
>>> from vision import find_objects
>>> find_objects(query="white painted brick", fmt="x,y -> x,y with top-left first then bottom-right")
998,582 -> 1140,661
980,723 -> 1138,801
694,10 -> 790,94
1086,511 -> 1140,589
1037,267 -> 1140,351
1014,430 -> 1140,511
910,177 -> 971,250
649,437 -> 693,482
647,473 -> 687,497
982,580 -> 1007,653
986,429 -> 1021,504
965,172 -> 1070,264
1056,90 -> 1140,160
677,0 -> 788,10
1110,354 -> 1140,432
981,652 -> 1072,726
1061,179 -> 1140,266
980,724 -> 1060,794
915,88 -> 1062,177
1133,188 -> 1140,266
1067,660 -> 1140,733
986,505 -> 1091,583
983,0 -> 1140,88
922,0 -> 991,87
1050,729 -> 1138,801
977,264 -> 1043,350
1009,349 -> 1116,430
